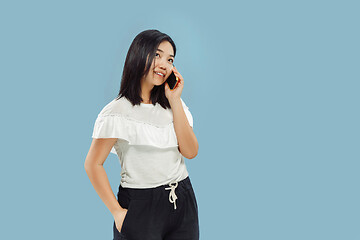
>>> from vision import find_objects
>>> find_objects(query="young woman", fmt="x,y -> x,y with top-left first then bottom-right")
84,29 -> 200,240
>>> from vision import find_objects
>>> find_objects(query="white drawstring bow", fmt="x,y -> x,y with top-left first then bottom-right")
165,182 -> 178,210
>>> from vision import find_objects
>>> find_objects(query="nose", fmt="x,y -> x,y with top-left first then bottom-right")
158,60 -> 166,70
157,58 -> 170,71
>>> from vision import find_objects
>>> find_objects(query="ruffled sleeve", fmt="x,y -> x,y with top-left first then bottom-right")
92,114 -> 130,140
180,98 -> 194,128
91,99 -> 130,155
91,98 -> 179,151
91,99 -> 127,139
91,97 -> 194,156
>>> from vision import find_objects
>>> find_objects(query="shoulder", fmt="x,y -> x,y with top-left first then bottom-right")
97,96 -> 132,116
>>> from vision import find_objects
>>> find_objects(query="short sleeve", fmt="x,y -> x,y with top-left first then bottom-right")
91,113 -> 126,155
180,98 -> 194,128
91,98 -> 179,150
92,114 -> 129,140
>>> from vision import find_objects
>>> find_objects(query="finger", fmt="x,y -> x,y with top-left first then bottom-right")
177,76 -> 183,84
173,66 -> 180,75
174,71 -> 183,81
174,73 -> 183,82
172,67 -> 183,81
177,73 -> 183,80
173,70 -> 179,78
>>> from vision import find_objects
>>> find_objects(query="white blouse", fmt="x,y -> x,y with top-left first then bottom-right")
92,96 -> 194,189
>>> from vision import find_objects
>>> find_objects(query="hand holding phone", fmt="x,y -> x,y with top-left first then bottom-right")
166,65 -> 180,90
164,65 -> 184,101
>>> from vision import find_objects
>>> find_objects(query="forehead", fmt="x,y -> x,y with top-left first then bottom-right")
157,41 -> 174,57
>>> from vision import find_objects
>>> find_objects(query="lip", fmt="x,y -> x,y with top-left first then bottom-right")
154,71 -> 165,77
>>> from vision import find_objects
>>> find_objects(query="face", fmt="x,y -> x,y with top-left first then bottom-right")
142,41 -> 175,86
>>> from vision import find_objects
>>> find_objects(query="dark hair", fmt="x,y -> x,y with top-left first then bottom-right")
115,29 -> 176,109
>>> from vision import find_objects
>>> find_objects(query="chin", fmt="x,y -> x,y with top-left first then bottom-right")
152,78 -> 166,86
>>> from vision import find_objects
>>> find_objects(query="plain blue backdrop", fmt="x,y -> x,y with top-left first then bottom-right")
1,0 -> 359,239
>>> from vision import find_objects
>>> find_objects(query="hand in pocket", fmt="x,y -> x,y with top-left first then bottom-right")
113,208 -> 128,233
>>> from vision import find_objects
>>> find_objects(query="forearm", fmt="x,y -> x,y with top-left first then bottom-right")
169,98 -> 199,159
85,164 -> 123,216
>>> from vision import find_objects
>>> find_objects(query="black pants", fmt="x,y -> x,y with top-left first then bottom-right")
113,176 -> 199,240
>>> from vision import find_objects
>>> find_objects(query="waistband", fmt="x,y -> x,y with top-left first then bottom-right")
118,176 -> 192,200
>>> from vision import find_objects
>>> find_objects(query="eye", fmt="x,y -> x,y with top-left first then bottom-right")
155,53 -> 174,63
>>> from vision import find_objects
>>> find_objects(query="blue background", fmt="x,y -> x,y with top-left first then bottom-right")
1,0 -> 359,239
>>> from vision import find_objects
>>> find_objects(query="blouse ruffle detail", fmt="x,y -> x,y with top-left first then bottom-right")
92,113 -> 178,149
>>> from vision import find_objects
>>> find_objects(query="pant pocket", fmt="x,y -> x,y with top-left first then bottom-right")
119,198 -> 136,237
113,221 -> 128,240
114,193 -> 133,239
113,210 -> 131,240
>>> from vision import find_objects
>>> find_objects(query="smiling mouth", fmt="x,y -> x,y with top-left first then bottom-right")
154,72 -> 165,78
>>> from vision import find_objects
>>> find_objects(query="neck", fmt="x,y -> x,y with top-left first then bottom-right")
140,78 -> 153,103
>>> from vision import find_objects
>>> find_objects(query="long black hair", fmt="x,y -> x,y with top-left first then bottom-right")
115,29 -> 177,109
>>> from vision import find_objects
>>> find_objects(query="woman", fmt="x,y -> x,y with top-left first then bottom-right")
84,29 -> 200,240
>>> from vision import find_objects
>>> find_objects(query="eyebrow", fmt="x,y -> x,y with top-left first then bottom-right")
157,49 -> 174,58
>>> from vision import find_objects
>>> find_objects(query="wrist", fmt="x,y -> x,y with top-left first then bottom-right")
169,97 -> 181,105
111,206 -> 124,216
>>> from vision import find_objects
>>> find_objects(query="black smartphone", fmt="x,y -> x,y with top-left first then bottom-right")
166,68 -> 179,90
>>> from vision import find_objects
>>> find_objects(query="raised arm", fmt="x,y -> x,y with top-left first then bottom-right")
169,98 -> 199,159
